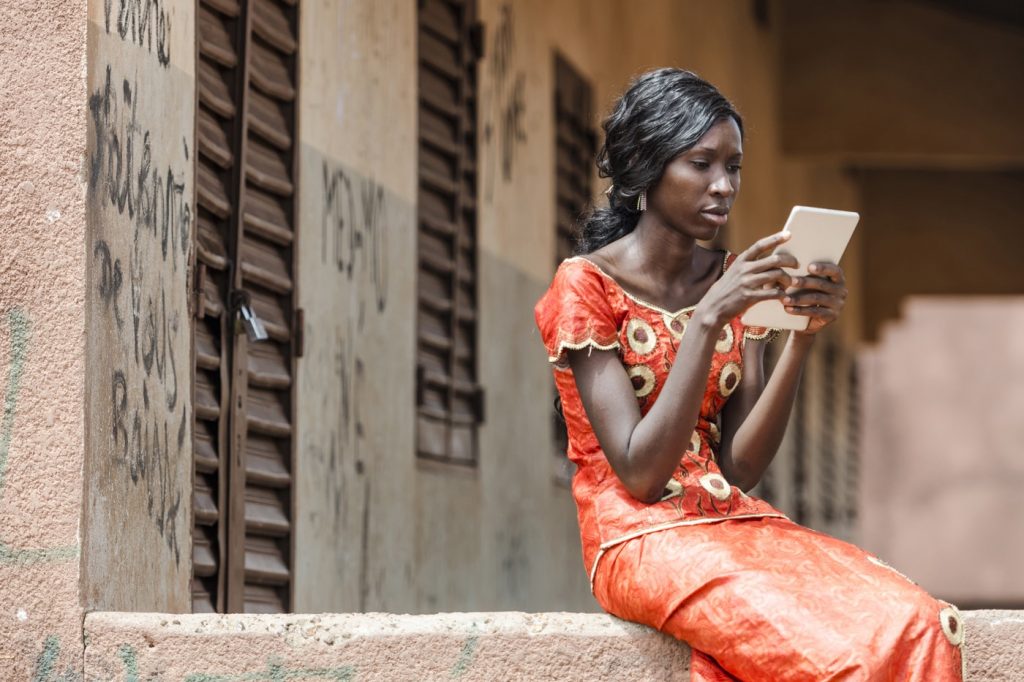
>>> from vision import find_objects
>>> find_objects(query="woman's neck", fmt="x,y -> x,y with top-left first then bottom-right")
628,214 -> 703,283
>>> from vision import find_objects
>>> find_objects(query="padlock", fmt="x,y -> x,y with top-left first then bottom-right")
238,302 -> 269,342
230,290 -> 269,343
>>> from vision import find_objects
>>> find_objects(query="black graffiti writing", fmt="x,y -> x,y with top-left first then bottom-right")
89,65 -> 192,272
109,369 -> 182,564
322,163 -> 390,314
484,3 -> 527,198
104,0 -> 171,67
94,240 -> 124,329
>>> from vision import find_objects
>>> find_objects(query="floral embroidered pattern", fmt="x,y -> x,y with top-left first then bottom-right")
626,318 -> 657,355
627,364 -> 656,397
939,605 -> 965,647
700,472 -> 732,501
660,477 -> 684,501
715,323 -> 734,353
718,361 -> 742,397
689,430 -> 701,454
663,312 -> 687,340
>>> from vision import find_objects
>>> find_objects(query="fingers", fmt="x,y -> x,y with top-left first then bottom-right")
787,275 -> 846,297
805,261 -> 844,283
782,291 -> 840,308
747,268 -> 794,290
783,305 -> 840,322
740,231 -> 790,261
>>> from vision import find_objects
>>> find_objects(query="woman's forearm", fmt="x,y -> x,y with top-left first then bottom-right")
721,332 -> 815,489
622,314 -> 721,501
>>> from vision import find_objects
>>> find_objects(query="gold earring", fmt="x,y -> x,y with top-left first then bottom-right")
637,191 -> 647,212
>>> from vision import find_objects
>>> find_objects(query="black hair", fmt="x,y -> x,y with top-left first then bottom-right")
576,68 -> 744,254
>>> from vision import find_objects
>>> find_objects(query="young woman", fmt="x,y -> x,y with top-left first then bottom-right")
535,68 -> 963,681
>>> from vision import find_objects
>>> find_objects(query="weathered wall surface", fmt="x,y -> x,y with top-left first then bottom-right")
780,0 -> 1024,164
82,610 -> 1023,680
82,0 -> 194,612
0,0 -> 88,677
859,170 -> 1024,340
860,299 -> 1024,606
294,0 -> 419,612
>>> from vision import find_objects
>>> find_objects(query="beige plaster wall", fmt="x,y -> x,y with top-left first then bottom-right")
82,610 -> 1023,680
860,298 -> 1024,606
294,0 -> 419,612
81,0 -> 195,612
0,0 -> 88,677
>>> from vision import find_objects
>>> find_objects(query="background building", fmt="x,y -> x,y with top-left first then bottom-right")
1,0 -> 1022,676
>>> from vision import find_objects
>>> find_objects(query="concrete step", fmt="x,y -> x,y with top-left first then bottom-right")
83,610 -> 1024,680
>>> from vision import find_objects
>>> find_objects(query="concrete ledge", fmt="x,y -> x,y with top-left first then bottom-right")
82,610 -> 1023,681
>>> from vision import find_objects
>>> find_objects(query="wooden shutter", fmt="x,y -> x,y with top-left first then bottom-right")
552,54 -> 595,478
415,0 -> 485,465
553,54 -> 595,265
192,0 -> 299,614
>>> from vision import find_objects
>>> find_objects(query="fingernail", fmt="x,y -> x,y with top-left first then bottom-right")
809,264 -> 819,273
783,297 -> 793,304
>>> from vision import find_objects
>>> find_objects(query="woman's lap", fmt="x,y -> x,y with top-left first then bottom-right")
592,516 -> 962,681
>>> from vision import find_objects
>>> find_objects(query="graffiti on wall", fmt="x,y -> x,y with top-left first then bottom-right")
483,3 -> 526,201
0,310 -> 79,566
104,0 -> 172,67
309,160 -> 399,607
87,56 -> 190,566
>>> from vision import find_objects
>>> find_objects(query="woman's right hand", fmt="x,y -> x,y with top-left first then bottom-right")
695,231 -> 798,329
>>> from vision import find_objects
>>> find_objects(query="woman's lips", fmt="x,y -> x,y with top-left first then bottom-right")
700,209 -> 729,226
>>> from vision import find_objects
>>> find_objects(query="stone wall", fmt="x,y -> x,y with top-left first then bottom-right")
82,610 -> 1024,680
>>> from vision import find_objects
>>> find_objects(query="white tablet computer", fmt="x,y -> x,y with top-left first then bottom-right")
740,206 -> 859,331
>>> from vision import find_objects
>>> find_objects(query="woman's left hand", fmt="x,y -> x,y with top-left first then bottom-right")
782,262 -> 847,335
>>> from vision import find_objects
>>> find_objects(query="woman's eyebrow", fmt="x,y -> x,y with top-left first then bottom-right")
689,146 -> 742,156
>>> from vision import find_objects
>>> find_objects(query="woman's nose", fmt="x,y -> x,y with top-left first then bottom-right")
710,172 -> 735,197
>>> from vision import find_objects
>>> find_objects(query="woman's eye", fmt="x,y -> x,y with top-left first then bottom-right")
691,161 -> 710,170
728,164 -> 742,173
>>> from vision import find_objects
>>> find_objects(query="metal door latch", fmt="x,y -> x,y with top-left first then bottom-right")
230,290 -> 268,342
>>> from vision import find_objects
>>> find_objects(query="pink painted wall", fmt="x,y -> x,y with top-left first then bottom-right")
0,0 -> 88,677
860,298 -> 1024,605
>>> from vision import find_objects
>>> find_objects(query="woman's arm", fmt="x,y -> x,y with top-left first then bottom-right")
717,261 -> 848,490
569,232 -> 796,503
717,333 -> 815,491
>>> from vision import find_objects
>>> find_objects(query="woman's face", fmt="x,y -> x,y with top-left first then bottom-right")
648,117 -> 743,242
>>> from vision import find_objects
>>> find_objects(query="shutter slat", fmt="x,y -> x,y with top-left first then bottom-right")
201,0 -> 240,17
244,536 -> 290,584
197,162 -> 232,218
195,324 -> 220,371
252,0 -> 297,54
244,189 -> 294,244
198,60 -> 236,119
198,5 -> 238,68
195,419 -> 219,471
194,484 -> 219,525
193,540 -> 218,577
248,89 -> 291,150
195,373 -> 222,421
246,138 -> 294,196
246,387 -> 292,437
245,489 -> 290,536
197,215 -> 230,270
243,584 -> 287,614
247,341 -> 291,389
250,40 -> 296,101
420,0 -> 460,43
198,107 -> 234,168
240,238 -> 293,293
245,435 -> 291,487
203,274 -> 225,318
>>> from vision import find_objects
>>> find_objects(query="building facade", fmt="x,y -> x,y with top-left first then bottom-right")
2,0 -> 1022,676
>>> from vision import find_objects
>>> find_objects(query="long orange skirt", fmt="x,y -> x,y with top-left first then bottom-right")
592,516 -> 963,681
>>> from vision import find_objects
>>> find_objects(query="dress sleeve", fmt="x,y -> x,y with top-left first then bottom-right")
534,260 -> 621,369
723,252 -> 781,342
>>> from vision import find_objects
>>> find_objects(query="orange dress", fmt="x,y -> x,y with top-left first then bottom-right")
535,255 -> 963,681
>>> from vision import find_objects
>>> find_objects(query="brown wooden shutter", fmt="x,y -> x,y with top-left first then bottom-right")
192,0 -> 299,614
552,54 -> 595,476
415,0 -> 485,465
